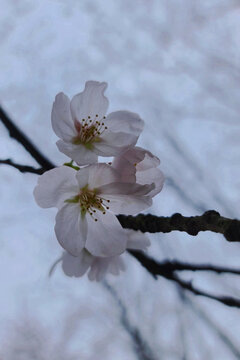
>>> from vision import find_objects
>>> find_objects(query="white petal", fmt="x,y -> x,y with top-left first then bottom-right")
33,166 -> 77,209
136,151 -> 160,171
76,163 -> 119,189
98,182 -> 154,214
56,140 -> 98,165
51,93 -> 76,141
98,182 -> 154,196
88,255 -> 125,281
112,147 -> 161,183
95,131 -> 137,156
104,110 -> 144,137
108,256 -> 126,275
101,194 -> 152,215
112,155 -> 136,183
137,168 -> 165,197
126,230 -> 151,250
85,212 -> 128,257
88,257 -> 112,281
61,250 -> 93,277
70,81 -> 109,122
120,146 -> 160,170
55,204 -> 87,255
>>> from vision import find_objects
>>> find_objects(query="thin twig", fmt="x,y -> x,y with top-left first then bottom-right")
0,106 -> 54,170
103,281 -> 158,360
128,250 -> 240,276
130,250 -> 240,309
0,159 -> 44,174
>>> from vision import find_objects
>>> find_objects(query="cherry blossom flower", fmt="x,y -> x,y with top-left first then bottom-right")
51,81 -> 144,165
34,164 -> 154,257
59,230 -> 150,281
112,146 -> 165,197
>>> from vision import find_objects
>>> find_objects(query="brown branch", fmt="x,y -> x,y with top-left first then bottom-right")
118,212 -> 240,243
0,159 -> 44,174
128,250 -> 240,276
0,106 -> 54,170
129,250 -> 240,309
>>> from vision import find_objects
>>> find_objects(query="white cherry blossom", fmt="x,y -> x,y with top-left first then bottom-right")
112,146 -> 165,197
51,81 -> 144,165
59,230 -> 151,281
34,164 -> 154,257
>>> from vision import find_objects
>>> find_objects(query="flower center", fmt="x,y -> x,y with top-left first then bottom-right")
72,114 -> 108,149
65,185 -> 110,220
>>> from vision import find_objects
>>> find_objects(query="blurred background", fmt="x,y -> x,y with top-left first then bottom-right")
0,0 -> 240,359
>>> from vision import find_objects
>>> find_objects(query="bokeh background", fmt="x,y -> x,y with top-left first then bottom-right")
0,1 -> 240,359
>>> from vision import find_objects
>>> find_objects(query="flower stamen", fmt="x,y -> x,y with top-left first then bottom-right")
72,114 -> 108,149
65,185 -> 111,220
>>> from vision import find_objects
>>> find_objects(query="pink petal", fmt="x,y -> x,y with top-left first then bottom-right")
33,166 -> 77,209
70,81 -> 109,122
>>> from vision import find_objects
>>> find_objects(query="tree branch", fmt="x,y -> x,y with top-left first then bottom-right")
0,106 -> 54,170
118,211 -> 240,243
0,159 -> 44,174
130,250 -> 240,309
103,281 -> 158,360
128,250 -> 240,276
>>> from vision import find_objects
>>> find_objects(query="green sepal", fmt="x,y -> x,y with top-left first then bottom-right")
64,160 -> 80,171
64,195 -> 79,204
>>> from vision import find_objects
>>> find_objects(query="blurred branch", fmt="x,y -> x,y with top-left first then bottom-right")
128,251 -> 240,276
103,281 -> 158,360
130,250 -> 240,309
0,106 -> 54,170
118,211 -> 240,243
0,158 -> 44,174
185,294 -> 240,359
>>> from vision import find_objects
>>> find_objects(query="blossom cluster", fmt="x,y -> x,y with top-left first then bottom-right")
34,81 -> 164,281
